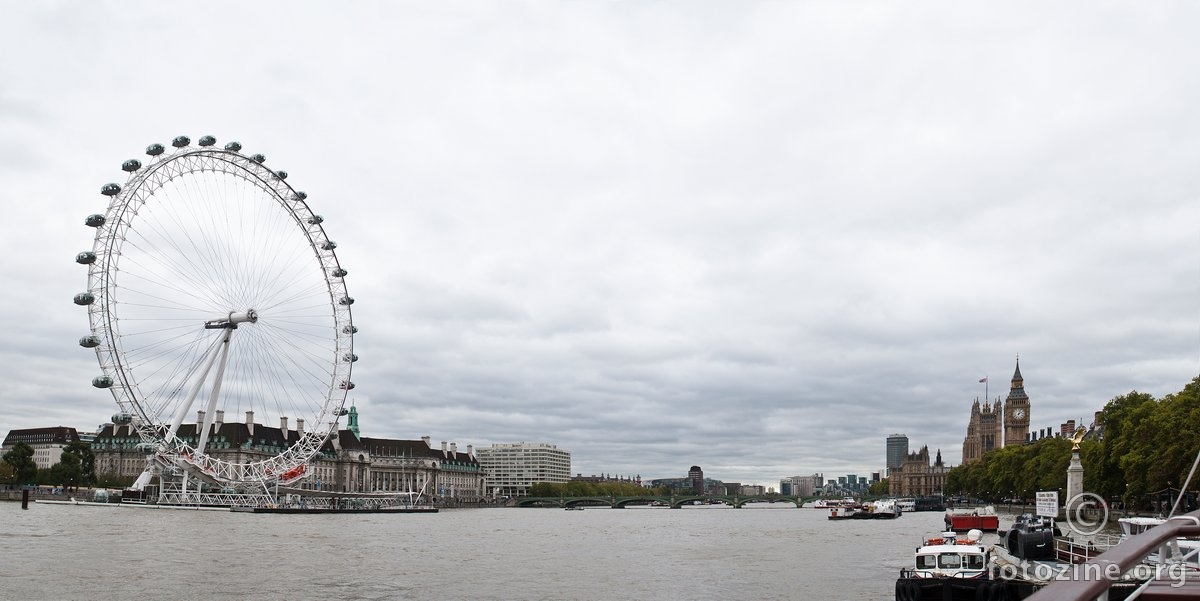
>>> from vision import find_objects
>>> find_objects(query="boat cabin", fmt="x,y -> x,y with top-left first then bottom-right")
912,531 -> 989,579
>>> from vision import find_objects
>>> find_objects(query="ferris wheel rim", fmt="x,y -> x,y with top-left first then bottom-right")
79,137 -> 355,485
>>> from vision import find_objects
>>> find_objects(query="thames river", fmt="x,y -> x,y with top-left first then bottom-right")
3,501 -> 972,601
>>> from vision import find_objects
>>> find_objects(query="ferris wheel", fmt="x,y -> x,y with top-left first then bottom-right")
74,135 -> 355,491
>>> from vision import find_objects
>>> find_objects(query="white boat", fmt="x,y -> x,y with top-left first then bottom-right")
811,497 -> 858,509
897,498 -> 916,513
855,498 -> 902,519
908,530 -> 989,579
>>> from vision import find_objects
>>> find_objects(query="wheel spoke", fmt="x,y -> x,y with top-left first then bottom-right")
80,138 -> 355,492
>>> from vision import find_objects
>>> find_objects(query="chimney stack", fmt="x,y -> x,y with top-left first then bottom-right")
441,441 -> 448,454
422,436 -> 431,447
450,442 -> 457,455
215,410 -> 224,430
197,410 -> 205,425
467,444 -> 474,458
280,416 -> 289,432
246,410 -> 255,435
296,418 -> 305,437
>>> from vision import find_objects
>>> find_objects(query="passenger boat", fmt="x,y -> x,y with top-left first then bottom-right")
854,498 -> 902,519
944,505 -> 999,531
897,498 -> 916,513
827,506 -> 859,519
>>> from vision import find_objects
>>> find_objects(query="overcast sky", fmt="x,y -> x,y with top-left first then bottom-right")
2,2 -> 1198,487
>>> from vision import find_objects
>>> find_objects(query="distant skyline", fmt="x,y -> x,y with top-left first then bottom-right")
2,3 -> 1199,486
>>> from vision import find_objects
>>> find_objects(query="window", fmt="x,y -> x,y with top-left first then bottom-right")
938,554 -> 962,569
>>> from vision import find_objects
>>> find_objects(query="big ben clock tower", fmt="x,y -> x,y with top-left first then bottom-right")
1003,357 -> 1031,447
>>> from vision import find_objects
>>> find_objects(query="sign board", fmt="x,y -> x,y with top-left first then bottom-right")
1036,491 -> 1059,517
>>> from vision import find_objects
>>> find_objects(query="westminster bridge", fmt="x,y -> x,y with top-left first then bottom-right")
512,494 -> 822,509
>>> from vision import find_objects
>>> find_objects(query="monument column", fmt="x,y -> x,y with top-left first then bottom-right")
1065,427 -> 1086,510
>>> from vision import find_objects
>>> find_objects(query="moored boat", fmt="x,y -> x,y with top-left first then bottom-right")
1001,513 -> 1062,561
854,498 -> 902,519
945,505 -> 999,532
895,529 -> 1014,601
828,506 -> 859,519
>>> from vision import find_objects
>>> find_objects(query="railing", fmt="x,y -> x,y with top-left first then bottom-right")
1027,509 -> 1200,601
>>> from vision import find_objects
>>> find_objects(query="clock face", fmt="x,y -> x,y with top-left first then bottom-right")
1014,409 -> 1026,419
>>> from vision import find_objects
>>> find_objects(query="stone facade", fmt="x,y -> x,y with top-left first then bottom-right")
90,406 -> 484,501
962,359 -> 1031,464
889,445 -> 948,497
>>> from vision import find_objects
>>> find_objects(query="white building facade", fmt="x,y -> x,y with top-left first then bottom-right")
476,442 -> 571,498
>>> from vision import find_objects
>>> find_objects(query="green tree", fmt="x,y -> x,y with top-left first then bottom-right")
49,450 -> 85,491
868,478 -> 890,497
61,440 -> 96,488
2,441 -> 38,485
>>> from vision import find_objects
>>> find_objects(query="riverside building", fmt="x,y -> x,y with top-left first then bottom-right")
90,405 -> 485,501
2,426 -> 82,469
962,359 -> 1032,465
475,442 -> 571,498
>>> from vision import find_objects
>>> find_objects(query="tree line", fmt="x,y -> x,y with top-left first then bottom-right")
528,481 -> 670,498
944,376 -> 1200,509
0,440 -> 128,490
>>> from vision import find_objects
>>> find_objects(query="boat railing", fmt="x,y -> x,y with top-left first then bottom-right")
899,568 -> 985,580
1026,508 -> 1200,601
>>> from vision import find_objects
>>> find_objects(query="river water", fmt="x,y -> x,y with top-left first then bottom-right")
3,501 -> 977,601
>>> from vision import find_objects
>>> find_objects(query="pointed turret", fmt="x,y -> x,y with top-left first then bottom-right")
348,402 -> 361,439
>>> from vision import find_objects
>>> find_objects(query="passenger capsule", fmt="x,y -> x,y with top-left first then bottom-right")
111,412 -> 133,425
79,335 -> 101,348
250,153 -> 266,163
74,292 -> 95,305
343,353 -> 359,363
92,375 -> 114,388
85,214 -> 106,227
198,135 -> 217,146
322,240 -> 337,250
343,325 -> 358,334
307,215 -> 323,225
122,159 -> 142,172
339,296 -> 354,306
146,143 -> 165,156
76,251 -> 97,264
224,141 -> 242,152
171,136 -> 190,148
331,268 -> 348,278
101,183 -> 121,196
275,170 -> 288,180
339,380 -> 355,390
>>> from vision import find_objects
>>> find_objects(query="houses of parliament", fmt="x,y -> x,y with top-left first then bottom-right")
962,358 -> 1032,464
889,359 -> 1032,496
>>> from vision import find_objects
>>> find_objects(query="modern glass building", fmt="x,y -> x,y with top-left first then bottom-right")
886,433 -> 909,477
